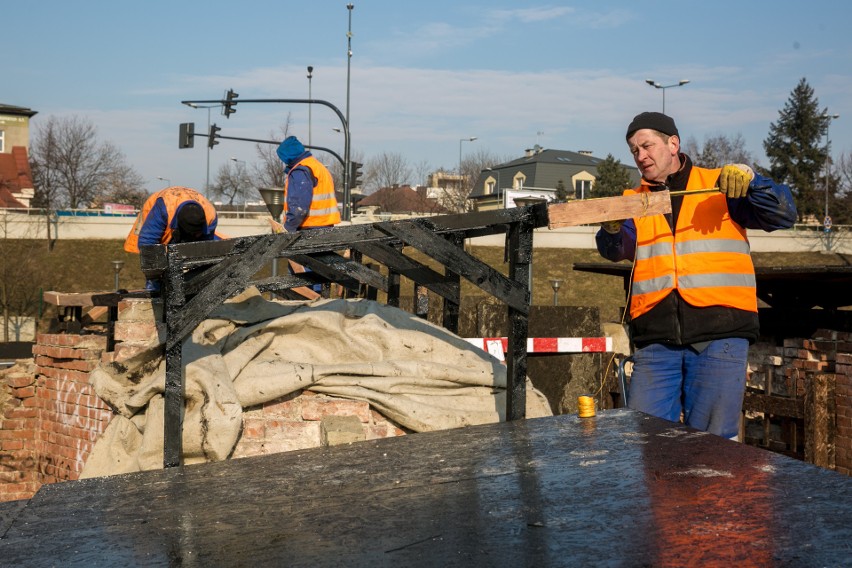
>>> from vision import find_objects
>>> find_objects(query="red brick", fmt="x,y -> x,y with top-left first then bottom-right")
262,395 -> 302,420
0,429 -> 34,440
11,386 -> 36,399
117,298 -> 160,322
35,356 -> 98,373
113,321 -> 162,343
5,407 -> 36,419
32,344 -> 103,361
109,343 -> 151,362
301,397 -> 371,422
37,334 -> 107,350
264,420 -> 322,450
3,374 -> 34,389
241,418 -> 265,439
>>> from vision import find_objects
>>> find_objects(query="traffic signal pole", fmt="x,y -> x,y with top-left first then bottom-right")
180,96 -> 352,221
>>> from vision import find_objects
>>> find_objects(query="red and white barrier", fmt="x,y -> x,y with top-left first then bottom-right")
465,337 -> 612,361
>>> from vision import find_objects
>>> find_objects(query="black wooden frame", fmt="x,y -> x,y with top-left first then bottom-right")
139,203 -> 549,468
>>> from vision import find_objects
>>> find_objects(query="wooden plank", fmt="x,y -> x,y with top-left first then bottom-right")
378,219 -> 529,313
742,391 -> 804,418
805,373 -> 836,468
547,190 -> 672,228
353,242 -> 460,301
42,290 -> 145,307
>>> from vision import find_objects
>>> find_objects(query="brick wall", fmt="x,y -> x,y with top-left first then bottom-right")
836,352 -> 852,475
0,360 -> 39,501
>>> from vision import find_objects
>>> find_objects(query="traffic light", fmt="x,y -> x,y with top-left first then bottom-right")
208,124 -> 221,149
348,161 -> 363,188
223,89 -> 239,118
178,122 -> 195,149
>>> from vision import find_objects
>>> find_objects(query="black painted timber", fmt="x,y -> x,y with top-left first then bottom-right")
1,410 -> 850,567
140,204 -> 548,468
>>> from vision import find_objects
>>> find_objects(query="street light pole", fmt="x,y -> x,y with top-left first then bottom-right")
823,113 -> 840,226
346,4 -> 354,141
111,260 -> 124,292
345,3 -> 354,221
307,65 -> 314,146
157,177 -> 171,187
230,157 -> 247,209
459,136 -> 476,176
645,79 -> 689,114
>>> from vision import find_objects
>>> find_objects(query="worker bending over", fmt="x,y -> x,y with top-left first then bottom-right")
125,186 -> 222,291
596,112 -> 797,439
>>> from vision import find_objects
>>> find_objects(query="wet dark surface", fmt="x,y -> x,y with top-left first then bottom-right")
1,409 -> 851,567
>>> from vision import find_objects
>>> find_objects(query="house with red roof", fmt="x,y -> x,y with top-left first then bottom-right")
0,104 -> 38,208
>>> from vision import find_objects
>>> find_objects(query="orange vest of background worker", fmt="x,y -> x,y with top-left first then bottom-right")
277,136 -> 340,232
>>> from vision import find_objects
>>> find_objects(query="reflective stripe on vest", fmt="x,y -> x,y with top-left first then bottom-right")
283,155 -> 341,228
628,166 -> 757,317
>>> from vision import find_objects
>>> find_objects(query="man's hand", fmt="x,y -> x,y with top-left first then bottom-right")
719,164 -> 754,199
600,220 -> 624,234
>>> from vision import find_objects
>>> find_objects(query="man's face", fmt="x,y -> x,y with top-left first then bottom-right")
627,129 -> 679,183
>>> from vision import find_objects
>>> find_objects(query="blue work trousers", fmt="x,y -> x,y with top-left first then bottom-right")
627,339 -> 749,439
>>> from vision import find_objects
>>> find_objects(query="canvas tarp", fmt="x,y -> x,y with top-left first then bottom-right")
81,288 -> 552,478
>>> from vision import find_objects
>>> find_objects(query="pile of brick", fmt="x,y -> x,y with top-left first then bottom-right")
1,334 -> 112,502
745,330 -> 852,475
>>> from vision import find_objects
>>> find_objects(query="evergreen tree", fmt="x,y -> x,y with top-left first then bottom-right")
593,154 -> 633,197
554,179 -> 570,202
763,78 -> 831,222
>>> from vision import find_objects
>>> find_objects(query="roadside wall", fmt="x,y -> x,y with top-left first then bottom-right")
1,209 -> 849,253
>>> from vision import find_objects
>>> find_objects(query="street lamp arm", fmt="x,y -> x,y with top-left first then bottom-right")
644,79 -> 689,113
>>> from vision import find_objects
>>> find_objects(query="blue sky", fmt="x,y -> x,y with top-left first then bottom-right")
6,1 -> 851,195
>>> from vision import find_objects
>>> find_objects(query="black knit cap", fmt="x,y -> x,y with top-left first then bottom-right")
176,202 -> 206,236
626,112 -> 679,140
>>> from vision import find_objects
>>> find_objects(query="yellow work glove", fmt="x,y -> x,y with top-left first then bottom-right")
719,164 -> 754,199
600,220 -> 624,234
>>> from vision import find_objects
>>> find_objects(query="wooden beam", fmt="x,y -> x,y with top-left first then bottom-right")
547,191 -> 672,229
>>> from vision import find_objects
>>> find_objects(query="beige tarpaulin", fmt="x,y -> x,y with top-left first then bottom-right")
82,288 -> 552,478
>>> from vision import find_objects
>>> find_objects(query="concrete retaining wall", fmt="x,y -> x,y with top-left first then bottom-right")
2,209 -> 849,253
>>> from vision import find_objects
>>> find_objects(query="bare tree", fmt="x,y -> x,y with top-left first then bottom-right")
30,115 -> 144,209
833,151 -> 852,224
210,161 -> 253,205
365,152 -> 412,194
683,133 -> 757,169
89,162 -> 148,209
250,116 -> 293,191
411,159 -> 433,187
837,151 -> 852,194
0,216 -> 50,341
440,148 -> 509,212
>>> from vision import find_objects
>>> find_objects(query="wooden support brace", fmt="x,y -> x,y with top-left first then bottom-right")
547,190 -> 673,228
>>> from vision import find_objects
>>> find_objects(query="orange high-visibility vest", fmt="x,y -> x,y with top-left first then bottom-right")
628,167 -> 757,319
124,187 -> 218,253
283,155 -> 341,228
